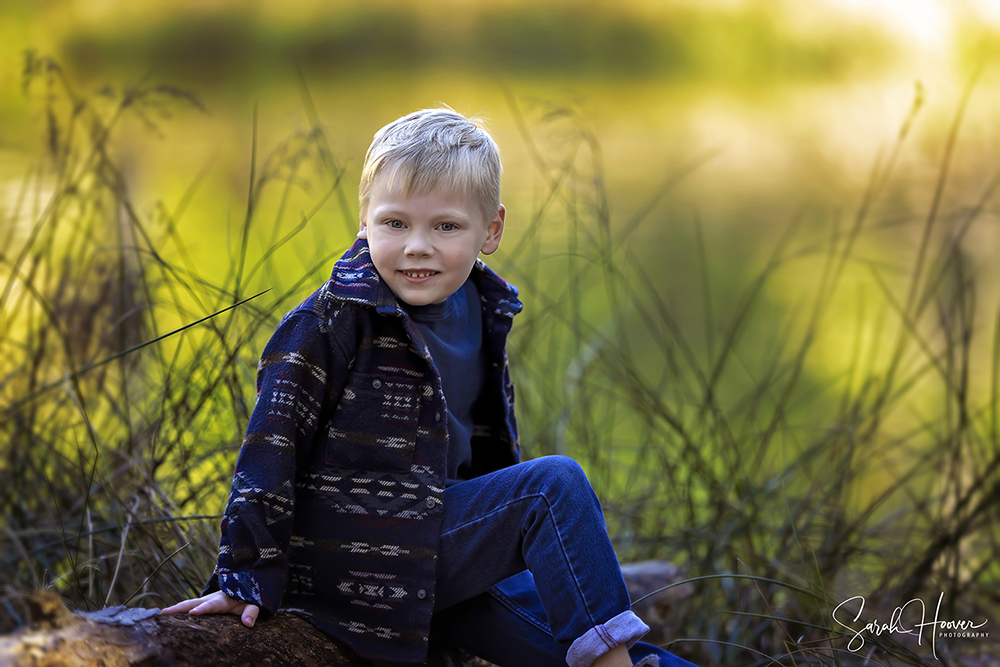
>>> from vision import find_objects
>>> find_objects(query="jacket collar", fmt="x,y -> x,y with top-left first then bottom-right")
324,238 -> 522,318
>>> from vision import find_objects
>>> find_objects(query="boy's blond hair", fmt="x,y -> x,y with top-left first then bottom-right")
359,108 -> 502,222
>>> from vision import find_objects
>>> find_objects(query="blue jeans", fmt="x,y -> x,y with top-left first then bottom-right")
428,456 -> 698,667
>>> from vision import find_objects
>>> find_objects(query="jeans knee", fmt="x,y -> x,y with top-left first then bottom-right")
527,455 -> 590,494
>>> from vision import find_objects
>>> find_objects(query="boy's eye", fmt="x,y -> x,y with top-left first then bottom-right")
386,219 -> 405,229
438,222 -> 457,231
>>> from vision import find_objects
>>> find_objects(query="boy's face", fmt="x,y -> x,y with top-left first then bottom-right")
358,175 -> 505,306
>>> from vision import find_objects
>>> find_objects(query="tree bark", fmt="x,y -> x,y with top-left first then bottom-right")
0,561 -> 691,667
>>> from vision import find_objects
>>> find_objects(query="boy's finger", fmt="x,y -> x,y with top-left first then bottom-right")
241,604 -> 259,628
160,598 -> 205,614
189,597 -> 226,615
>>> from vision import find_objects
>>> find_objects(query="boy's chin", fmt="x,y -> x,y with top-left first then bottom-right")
391,286 -> 450,307
386,272 -> 465,307
398,293 -> 448,307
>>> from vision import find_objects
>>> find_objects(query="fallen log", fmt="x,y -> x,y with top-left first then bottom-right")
0,561 -> 691,667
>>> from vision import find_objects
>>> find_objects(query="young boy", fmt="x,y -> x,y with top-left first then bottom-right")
163,109 -> 696,667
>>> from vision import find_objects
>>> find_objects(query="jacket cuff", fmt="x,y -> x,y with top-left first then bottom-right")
566,609 -> 650,667
201,572 -> 220,596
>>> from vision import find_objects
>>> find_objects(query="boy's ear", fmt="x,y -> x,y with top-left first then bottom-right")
480,205 -> 505,256
357,217 -> 368,240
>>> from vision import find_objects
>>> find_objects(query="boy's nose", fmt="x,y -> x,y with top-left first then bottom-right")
404,230 -> 434,256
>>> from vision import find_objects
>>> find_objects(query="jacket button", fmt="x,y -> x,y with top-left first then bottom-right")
371,378 -> 383,389
417,589 -> 427,600
434,411 -> 442,422
425,497 -> 436,508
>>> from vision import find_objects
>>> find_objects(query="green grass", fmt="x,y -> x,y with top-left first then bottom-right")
1,58 -> 998,666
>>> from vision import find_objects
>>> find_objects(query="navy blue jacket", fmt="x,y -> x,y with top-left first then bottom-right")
204,239 -> 522,663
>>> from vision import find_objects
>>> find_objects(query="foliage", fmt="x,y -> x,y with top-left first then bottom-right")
1,60 -> 999,666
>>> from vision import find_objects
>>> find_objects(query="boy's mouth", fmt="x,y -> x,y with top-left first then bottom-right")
400,270 -> 440,279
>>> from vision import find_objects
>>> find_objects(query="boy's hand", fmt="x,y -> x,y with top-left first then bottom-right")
160,591 -> 260,628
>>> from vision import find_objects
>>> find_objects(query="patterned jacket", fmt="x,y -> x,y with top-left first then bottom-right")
203,238 -> 523,663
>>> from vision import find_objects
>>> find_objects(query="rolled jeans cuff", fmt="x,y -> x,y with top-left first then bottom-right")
566,609 -> 650,667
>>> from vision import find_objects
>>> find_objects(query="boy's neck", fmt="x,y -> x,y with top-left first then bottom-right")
399,279 -> 470,321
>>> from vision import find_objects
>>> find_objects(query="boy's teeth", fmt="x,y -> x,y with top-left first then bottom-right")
405,271 -> 435,277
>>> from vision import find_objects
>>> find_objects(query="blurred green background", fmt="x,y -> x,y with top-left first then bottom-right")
5,0 -> 1000,390
3,0 -> 999,314
4,0 -> 998,491
2,1 -> 1000,663
3,0 -> 998,228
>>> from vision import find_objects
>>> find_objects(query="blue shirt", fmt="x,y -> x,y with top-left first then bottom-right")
402,278 -> 485,485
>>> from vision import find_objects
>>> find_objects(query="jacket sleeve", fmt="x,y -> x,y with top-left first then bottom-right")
202,308 -> 352,614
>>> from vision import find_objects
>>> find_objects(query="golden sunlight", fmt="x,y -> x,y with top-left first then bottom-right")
819,0 -> 953,48
968,0 -> 1000,25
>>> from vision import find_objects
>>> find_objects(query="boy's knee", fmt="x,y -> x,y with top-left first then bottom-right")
528,455 -> 590,490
